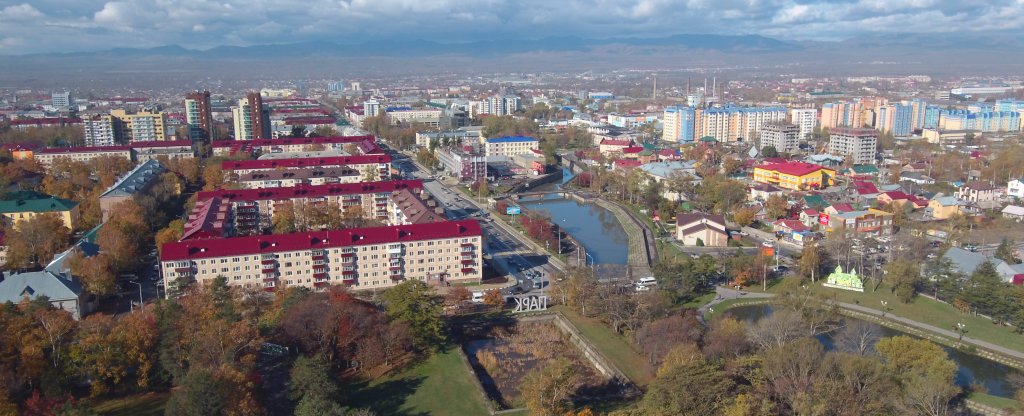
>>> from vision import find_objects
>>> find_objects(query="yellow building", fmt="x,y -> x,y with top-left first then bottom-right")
110,109 -> 168,142
928,196 -> 976,220
753,162 -> 834,191
0,191 -> 79,230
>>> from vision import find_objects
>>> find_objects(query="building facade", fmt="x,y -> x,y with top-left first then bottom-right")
484,136 -> 539,158
753,162 -> 834,191
232,93 -> 272,140
663,106 -> 696,143
696,106 -> 786,143
160,220 -> 484,292
759,123 -> 800,153
83,115 -> 120,147
789,108 -> 817,141
828,128 -> 878,165
185,90 -> 214,142
820,101 -> 864,129
110,109 -> 169,142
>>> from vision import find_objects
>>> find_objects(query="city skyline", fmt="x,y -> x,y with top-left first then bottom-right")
1,0 -> 1023,54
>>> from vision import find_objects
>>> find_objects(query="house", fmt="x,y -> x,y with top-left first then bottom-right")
0,270 -> 93,319
942,247 -> 1024,283
900,172 -> 935,185
1008,178 -> 1024,200
804,154 -> 845,168
843,164 -> 880,178
851,180 -> 880,202
0,190 -> 79,230
823,203 -> 856,216
928,196 -> 977,220
98,159 -> 169,222
638,161 -> 701,200
612,159 -> 642,170
955,181 -> 1000,208
802,194 -> 829,210
676,213 -> 728,247
1002,205 -> 1024,221
752,162 -> 835,191
749,184 -> 785,202
598,139 -> 633,156
822,209 -> 894,236
877,191 -> 928,209
800,209 -> 820,228
773,219 -> 815,245
619,146 -> 644,159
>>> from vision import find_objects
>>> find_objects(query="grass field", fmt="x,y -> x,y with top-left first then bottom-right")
968,392 -> 1023,411
554,306 -> 656,386
801,282 -> 1024,354
91,392 -> 168,416
348,347 -> 491,416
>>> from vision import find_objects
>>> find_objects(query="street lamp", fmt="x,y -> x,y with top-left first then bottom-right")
129,281 -> 143,312
880,300 -> 889,318
954,322 -> 967,341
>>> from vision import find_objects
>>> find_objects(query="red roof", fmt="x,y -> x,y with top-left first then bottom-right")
831,203 -> 855,213
130,140 -> 193,148
283,117 -> 337,125
38,145 -> 131,154
802,209 -> 819,216
211,135 -> 374,148
762,157 -> 788,164
600,139 -> 632,147
614,160 -> 642,169
181,197 -> 231,241
755,161 -> 828,177
356,139 -> 383,155
880,191 -> 911,200
774,219 -> 809,232
161,220 -> 482,262
621,146 -> 644,154
197,180 -> 423,202
221,154 -> 391,171
9,117 -> 83,126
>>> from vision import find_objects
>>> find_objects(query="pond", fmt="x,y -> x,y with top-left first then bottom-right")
727,305 -> 1022,398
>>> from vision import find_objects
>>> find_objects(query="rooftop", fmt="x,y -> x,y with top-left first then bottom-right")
0,190 -> 77,214
100,159 -> 166,199
197,180 -> 423,202
755,161 -> 831,177
487,136 -> 538,144
210,135 -> 374,148
221,154 -> 391,171
162,219 -> 482,262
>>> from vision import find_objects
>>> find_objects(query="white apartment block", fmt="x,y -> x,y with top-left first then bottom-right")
759,124 -> 800,153
789,108 -> 817,140
828,128 -> 878,165
484,136 -> 539,158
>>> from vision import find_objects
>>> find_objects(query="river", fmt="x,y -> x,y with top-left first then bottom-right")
727,305 -> 1021,398
519,167 -> 629,266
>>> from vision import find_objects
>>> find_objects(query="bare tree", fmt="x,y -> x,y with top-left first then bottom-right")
834,320 -> 881,355
747,309 -> 807,350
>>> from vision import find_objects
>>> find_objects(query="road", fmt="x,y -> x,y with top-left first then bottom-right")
391,153 -> 559,297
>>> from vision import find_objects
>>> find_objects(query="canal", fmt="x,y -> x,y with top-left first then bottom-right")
727,305 -> 1022,398
520,167 -> 628,266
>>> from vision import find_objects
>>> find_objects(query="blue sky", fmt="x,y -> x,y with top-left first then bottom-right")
0,0 -> 1021,54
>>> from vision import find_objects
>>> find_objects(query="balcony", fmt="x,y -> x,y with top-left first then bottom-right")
460,243 -> 474,248
461,246 -> 474,253
388,245 -> 403,254
260,259 -> 275,265
174,266 -> 193,273
313,272 -> 328,279
312,254 -> 325,261
461,253 -> 474,260
313,281 -> 329,288
461,268 -> 476,274
262,269 -> 276,275
261,263 -> 276,270
342,270 -> 355,276
340,252 -> 354,258
461,259 -> 475,265
262,277 -> 277,283
263,286 -> 277,292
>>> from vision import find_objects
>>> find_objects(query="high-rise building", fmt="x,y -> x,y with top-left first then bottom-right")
185,90 -> 214,142
759,123 -> 800,154
829,128 -> 878,165
110,109 -> 168,142
51,91 -> 71,109
83,115 -> 121,147
327,81 -> 344,92
939,110 -> 1020,132
820,101 -> 864,129
663,106 -> 696,143
231,92 -> 271,140
363,99 -> 382,118
924,105 -> 941,129
875,104 -> 912,136
904,99 -> 928,131
696,106 -> 786,143
789,108 -> 817,140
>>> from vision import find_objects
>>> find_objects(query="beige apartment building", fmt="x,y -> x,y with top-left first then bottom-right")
160,220 -> 484,292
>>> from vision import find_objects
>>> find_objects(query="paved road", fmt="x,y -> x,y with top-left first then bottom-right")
393,153 -> 558,297
701,287 -> 1024,362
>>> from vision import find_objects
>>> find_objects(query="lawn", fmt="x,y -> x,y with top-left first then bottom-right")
91,392 -> 168,416
348,347 -> 491,416
968,392 -> 1023,411
680,291 -> 717,309
554,306 -> 656,386
704,298 -> 771,321
802,282 -> 1024,355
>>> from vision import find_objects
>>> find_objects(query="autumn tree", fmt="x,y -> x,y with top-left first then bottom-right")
155,219 -> 185,255
361,165 -> 380,182
97,199 -> 150,274
765,194 -> 789,220
444,286 -> 471,309
201,163 -> 225,191
876,336 -> 958,416
884,259 -> 922,302
3,213 -> 70,270
164,369 -> 225,416
68,252 -> 117,296
70,311 -> 157,396
702,315 -> 751,361
732,206 -> 757,227
638,358 -> 736,415
798,243 -> 825,282
519,358 -> 581,416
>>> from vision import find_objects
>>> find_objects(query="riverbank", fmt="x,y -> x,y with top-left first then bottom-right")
590,199 -> 654,277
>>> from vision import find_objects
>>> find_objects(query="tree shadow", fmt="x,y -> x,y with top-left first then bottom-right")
346,376 -> 428,416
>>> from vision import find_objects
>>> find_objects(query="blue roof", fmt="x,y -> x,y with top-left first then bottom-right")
486,136 -> 538,143
385,106 -> 413,112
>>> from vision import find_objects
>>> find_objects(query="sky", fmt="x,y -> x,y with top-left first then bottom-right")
0,0 -> 1022,54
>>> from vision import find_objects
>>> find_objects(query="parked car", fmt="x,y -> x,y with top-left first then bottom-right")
634,283 -> 651,292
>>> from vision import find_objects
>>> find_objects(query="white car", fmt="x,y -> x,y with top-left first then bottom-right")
634,283 -> 651,292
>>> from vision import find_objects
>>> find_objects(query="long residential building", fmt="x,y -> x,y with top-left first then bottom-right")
110,109 -> 169,142
211,135 -> 375,157
233,167 -> 363,189
484,136 -> 539,158
33,140 -> 194,168
160,220 -> 483,292
662,106 -> 696,143
820,101 -> 865,129
221,154 -> 391,177
192,180 -> 431,235
696,106 -> 787,143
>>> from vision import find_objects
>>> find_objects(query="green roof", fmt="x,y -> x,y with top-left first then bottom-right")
803,194 -> 827,208
0,190 -> 77,214
699,136 -> 717,142
849,165 -> 880,174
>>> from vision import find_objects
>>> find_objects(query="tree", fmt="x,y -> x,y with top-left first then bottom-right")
702,315 -> 751,361
761,145 -> 779,158
519,358 -> 580,416
476,177 -> 490,199
97,200 -> 151,274
635,312 -> 703,366
201,163 -> 225,191
765,195 -> 789,220
732,206 -> 757,227
875,336 -> 958,416
361,165 -> 380,182
638,358 -> 736,415
759,337 -> 824,412
68,252 -> 117,296
482,290 -> 504,310
885,259 -> 922,302
164,370 -> 225,416
747,309 -> 806,349
3,213 -> 71,269
155,219 -> 185,255
834,319 -> 880,355
380,281 -> 445,350
289,355 -> 341,402
995,238 -> 1021,264
798,243 -> 824,282
444,286 -> 471,308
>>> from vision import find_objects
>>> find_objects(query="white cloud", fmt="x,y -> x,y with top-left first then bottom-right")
0,0 -> 1021,53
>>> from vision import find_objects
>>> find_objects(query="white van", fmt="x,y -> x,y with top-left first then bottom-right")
637,277 -> 658,286
471,291 -> 485,303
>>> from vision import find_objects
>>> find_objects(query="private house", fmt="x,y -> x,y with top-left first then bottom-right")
800,209 -> 820,228
942,247 -> 1024,283
821,208 -> 894,237
676,213 -> 728,247
955,181 -> 1001,208
1008,178 -> 1024,200
1002,205 -> 1024,221
928,196 -> 977,220
900,172 -> 935,185
877,191 -> 928,209
749,183 -> 785,202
